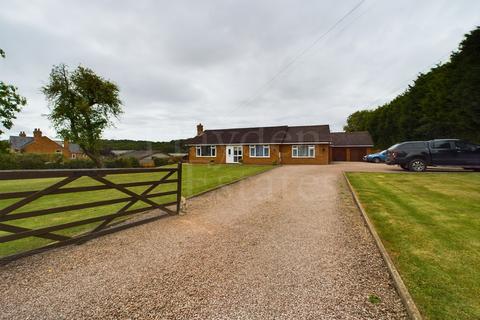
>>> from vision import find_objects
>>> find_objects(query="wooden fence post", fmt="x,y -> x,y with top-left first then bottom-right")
176,161 -> 182,214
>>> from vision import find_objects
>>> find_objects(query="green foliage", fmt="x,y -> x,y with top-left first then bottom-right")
42,64 -> 123,167
0,48 -> 27,135
368,295 -> 381,304
0,153 -> 143,170
100,139 -> 187,153
0,140 -> 9,154
344,27 -> 480,148
153,157 -> 170,167
103,157 -> 140,168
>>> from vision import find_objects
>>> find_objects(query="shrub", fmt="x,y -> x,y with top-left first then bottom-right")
15,154 -> 51,169
63,159 -> 96,169
103,157 -> 140,168
154,157 -> 169,167
0,153 -> 19,169
0,154 -> 145,170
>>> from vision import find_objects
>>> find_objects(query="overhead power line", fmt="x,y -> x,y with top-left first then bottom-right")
237,0 -> 367,108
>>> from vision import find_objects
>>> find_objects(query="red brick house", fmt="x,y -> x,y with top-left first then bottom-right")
185,124 -> 374,164
9,129 -> 86,159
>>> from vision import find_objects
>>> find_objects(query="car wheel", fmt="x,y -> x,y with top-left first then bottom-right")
373,157 -> 381,163
409,159 -> 427,172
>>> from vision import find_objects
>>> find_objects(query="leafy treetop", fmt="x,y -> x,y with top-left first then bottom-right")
42,64 -> 122,167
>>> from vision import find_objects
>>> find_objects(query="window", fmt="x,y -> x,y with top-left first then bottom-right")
397,142 -> 427,150
249,145 -> 270,157
292,145 -> 315,158
455,141 -> 478,151
196,145 -> 216,157
55,149 -> 62,153
432,140 -> 452,149
71,154 -> 77,159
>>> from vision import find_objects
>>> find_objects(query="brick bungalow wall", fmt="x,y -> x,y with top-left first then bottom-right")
188,144 -> 330,165
280,144 -> 330,165
188,145 -> 226,164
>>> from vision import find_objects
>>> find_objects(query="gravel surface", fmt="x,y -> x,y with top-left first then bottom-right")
0,163 -> 408,319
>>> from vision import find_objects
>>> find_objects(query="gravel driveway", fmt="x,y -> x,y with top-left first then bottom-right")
0,163 -> 408,319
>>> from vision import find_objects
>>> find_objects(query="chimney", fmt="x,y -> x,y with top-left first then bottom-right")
196,123 -> 204,136
33,128 -> 43,140
19,131 -> 26,137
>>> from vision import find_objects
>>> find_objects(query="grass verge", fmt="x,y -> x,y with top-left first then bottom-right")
346,172 -> 480,320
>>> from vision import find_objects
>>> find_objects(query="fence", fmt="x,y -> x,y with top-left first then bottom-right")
0,163 -> 182,264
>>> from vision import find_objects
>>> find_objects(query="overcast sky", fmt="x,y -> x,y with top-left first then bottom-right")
1,0 -> 479,141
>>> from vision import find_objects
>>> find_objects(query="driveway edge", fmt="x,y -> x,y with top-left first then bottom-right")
186,165 -> 280,200
343,172 -> 423,320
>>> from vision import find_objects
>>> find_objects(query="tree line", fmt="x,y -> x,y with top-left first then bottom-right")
344,27 -> 480,149
99,139 -> 186,154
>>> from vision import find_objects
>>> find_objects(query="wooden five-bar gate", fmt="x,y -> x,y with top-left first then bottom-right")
0,163 -> 182,264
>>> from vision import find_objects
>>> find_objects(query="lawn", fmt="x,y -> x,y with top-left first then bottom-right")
346,172 -> 480,320
0,164 -> 274,258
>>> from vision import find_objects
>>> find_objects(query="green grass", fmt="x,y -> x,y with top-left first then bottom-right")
0,164 -> 273,258
346,172 -> 480,320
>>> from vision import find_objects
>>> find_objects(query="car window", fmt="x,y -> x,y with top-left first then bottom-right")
398,142 -> 426,150
432,141 -> 452,149
455,141 -> 478,151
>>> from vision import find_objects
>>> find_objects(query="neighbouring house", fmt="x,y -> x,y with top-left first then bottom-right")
330,132 -> 375,161
185,123 -> 374,164
9,129 -> 86,159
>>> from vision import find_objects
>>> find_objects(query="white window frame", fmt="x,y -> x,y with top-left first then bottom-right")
249,145 -> 270,158
196,145 -> 216,157
292,145 -> 315,158
71,154 -> 77,159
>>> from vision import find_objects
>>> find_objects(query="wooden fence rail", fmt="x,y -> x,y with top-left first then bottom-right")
0,163 -> 182,264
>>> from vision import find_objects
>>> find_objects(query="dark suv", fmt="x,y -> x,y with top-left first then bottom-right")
385,139 -> 480,172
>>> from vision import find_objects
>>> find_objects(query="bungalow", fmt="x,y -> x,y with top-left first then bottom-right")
185,124 -> 374,164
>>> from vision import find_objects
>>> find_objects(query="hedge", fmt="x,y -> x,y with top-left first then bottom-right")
0,153 -> 146,170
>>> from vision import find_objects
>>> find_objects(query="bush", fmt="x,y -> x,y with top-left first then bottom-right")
0,153 -> 19,169
63,159 -> 96,169
103,157 -> 140,168
153,157 -> 169,167
15,154 -> 52,169
0,154 -> 140,170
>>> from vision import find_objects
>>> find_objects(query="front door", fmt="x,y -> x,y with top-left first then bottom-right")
226,146 -> 243,163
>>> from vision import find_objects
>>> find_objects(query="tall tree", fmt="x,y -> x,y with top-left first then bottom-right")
0,48 -> 27,135
42,64 -> 122,167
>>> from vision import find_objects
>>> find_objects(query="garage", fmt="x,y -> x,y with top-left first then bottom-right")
330,132 -> 374,162
349,147 -> 368,161
332,147 -> 347,161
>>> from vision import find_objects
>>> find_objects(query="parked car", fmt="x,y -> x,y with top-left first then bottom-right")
386,139 -> 480,172
363,150 -> 387,163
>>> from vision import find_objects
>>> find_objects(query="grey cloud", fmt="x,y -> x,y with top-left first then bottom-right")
1,0 -> 479,141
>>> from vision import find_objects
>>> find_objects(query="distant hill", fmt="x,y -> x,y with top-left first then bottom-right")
99,139 -> 187,153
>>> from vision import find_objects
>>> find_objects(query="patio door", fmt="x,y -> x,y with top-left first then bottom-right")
226,146 -> 243,163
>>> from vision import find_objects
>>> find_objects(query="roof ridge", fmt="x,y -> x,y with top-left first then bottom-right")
205,125 -> 288,132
